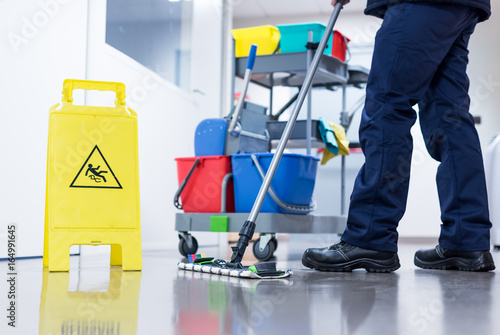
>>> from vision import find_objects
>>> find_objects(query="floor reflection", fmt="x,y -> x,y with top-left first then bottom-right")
174,269 -> 400,335
411,270 -> 495,334
302,271 -> 400,335
174,270 -> 298,335
39,268 -> 142,335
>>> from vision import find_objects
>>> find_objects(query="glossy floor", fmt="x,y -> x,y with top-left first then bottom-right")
2,237 -> 499,335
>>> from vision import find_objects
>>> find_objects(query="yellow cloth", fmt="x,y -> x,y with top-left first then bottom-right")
321,122 -> 350,165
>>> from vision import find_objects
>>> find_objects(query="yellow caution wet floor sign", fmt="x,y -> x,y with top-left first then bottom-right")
70,145 -> 123,189
44,79 -> 141,271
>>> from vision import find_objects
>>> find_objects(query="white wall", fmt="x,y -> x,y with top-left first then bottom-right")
0,0 -> 88,258
233,7 -> 500,239
85,0 -> 225,251
0,0 -> 226,257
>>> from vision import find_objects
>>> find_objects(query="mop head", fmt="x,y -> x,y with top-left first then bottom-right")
178,257 -> 292,279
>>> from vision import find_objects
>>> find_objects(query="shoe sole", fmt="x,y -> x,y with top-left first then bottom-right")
414,252 -> 496,272
302,254 -> 400,273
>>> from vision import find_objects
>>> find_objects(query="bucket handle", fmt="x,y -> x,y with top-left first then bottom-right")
342,34 -> 351,63
174,158 -> 200,210
62,79 -> 126,106
251,155 -> 316,213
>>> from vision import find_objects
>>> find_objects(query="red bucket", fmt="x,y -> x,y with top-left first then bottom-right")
331,30 -> 350,62
175,155 -> 235,213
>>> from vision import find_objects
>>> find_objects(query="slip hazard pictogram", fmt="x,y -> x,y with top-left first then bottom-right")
69,145 -> 122,189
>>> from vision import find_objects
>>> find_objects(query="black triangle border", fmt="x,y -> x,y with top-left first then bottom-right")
69,145 -> 123,189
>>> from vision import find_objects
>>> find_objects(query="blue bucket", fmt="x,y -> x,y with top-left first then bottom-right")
231,153 -> 319,214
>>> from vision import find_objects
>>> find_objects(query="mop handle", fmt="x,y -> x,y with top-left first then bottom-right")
247,1 -> 345,223
228,44 -> 258,135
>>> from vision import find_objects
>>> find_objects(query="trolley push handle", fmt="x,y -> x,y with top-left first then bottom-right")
62,79 -> 126,106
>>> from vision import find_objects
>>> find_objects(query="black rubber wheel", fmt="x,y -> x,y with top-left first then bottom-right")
252,238 -> 276,261
270,237 -> 278,251
178,236 -> 198,256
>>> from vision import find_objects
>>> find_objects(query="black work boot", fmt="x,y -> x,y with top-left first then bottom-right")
414,245 -> 495,271
302,241 -> 400,273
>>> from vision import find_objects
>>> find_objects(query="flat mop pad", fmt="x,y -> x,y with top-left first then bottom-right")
177,258 -> 292,279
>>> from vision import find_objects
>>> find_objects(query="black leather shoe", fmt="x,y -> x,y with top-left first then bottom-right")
302,241 -> 400,272
414,245 -> 495,271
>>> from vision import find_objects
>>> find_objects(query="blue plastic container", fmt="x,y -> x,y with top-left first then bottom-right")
194,119 -> 227,156
277,23 -> 333,55
231,153 -> 319,214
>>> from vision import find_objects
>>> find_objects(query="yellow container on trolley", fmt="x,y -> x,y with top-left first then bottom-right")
44,79 -> 141,272
232,25 -> 281,57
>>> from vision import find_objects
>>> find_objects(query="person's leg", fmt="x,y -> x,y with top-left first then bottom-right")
418,18 -> 492,252
342,3 -> 480,252
414,9 -> 495,271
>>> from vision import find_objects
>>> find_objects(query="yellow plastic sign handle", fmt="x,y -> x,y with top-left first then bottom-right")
62,79 -> 126,106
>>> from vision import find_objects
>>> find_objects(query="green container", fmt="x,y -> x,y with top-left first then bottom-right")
210,216 -> 229,232
277,23 -> 333,55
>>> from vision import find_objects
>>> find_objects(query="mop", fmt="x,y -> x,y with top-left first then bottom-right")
178,0 -> 347,279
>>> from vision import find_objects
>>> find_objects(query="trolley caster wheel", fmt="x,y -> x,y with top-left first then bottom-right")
253,238 -> 276,261
270,237 -> 278,251
178,235 -> 198,257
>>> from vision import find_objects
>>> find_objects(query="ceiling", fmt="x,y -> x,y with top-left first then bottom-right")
232,0 -> 365,19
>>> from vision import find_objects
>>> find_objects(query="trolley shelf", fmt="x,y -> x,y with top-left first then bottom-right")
267,119 -> 323,149
175,212 -> 347,234
347,65 -> 370,86
235,51 -> 348,88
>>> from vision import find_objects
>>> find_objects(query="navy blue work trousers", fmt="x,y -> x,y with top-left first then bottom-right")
342,2 -> 492,252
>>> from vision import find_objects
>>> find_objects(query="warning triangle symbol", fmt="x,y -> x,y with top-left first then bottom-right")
70,145 -> 123,189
